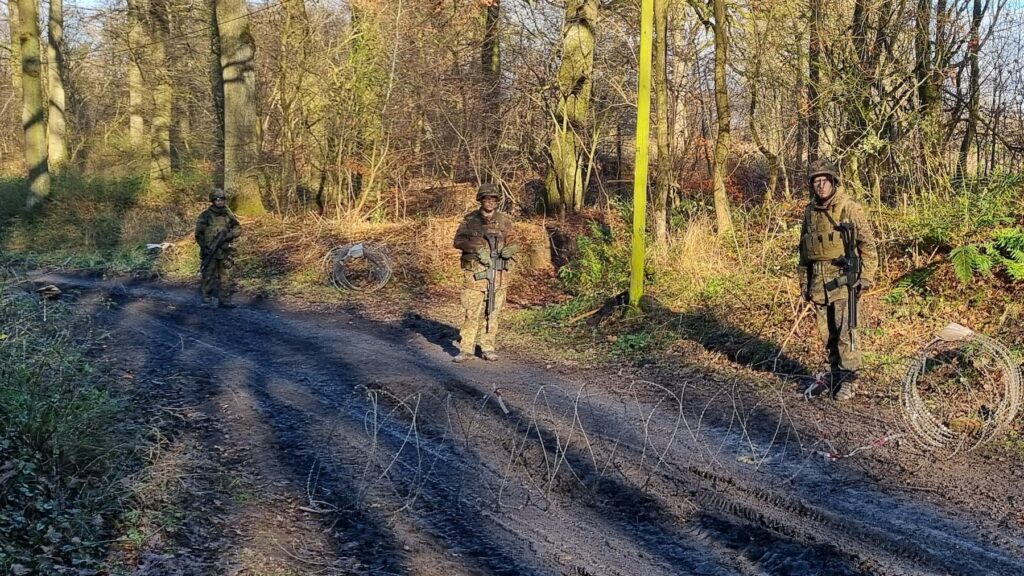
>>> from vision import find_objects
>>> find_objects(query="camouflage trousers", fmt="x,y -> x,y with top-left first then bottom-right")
458,283 -> 507,355
815,299 -> 861,372
201,258 -> 234,303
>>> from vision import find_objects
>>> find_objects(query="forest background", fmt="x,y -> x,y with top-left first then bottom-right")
1,0 -> 1024,571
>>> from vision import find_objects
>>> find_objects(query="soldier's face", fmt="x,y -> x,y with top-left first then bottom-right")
213,197 -> 226,207
480,197 -> 498,214
812,176 -> 834,200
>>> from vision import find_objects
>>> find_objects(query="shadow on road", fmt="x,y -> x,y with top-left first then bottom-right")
401,311 -> 460,356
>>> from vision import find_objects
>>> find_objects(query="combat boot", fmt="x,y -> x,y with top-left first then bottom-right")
452,353 -> 474,363
832,371 -> 858,401
481,351 -> 499,361
200,298 -> 214,308
219,299 -> 236,309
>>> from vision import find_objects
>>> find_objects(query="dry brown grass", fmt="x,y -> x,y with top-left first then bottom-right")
648,215 -> 733,308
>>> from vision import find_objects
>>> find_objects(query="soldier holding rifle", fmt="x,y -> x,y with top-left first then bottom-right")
195,188 -> 242,308
452,183 -> 519,363
798,160 -> 878,400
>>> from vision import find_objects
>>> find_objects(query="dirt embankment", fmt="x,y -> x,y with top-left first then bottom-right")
33,273 -> 1024,575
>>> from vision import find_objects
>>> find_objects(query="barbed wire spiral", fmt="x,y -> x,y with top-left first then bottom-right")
900,323 -> 1023,454
322,243 -> 393,292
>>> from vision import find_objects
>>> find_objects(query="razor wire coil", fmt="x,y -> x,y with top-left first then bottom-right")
900,326 -> 1022,454
322,243 -> 393,292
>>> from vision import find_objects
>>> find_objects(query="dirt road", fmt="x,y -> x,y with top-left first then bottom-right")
40,274 -> 1024,575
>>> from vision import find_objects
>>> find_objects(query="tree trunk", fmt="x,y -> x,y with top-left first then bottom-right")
127,0 -> 146,148
19,0 -> 49,207
9,1 -> 21,96
749,55 -> 781,200
147,0 -> 172,197
957,0 -> 982,178
914,0 -> 942,174
279,0 -> 310,207
651,0 -> 671,246
711,0 -> 733,234
807,0 -> 821,162
841,0 -> 873,196
545,0 -> 598,216
215,0 -> 266,215
171,99 -> 190,164
47,0 -> 68,168
795,21 -> 808,170
671,22 -> 692,186
481,0 -> 500,179
914,0 -> 933,110
8,1 -> 24,163
210,1 -> 225,189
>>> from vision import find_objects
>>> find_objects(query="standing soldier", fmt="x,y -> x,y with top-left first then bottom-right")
798,160 -> 878,400
195,188 -> 242,308
452,183 -> 519,362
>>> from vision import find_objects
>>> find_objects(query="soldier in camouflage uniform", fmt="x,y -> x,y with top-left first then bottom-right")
798,160 -> 878,400
451,183 -> 519,362
195,189 -> 242,308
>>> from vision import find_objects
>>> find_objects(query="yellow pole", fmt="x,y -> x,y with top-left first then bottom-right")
629,0 -> 654,309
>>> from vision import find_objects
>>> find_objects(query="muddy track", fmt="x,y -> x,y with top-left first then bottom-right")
41,274 -> 1024,575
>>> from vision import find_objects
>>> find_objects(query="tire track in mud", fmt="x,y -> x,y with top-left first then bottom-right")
43,274 -> 1024,576
687,466 -> 1024,575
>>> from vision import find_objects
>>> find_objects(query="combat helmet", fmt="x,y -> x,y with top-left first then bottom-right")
476,183 -> 501,201
209,188 -> 227,202
808,159 -> 840,187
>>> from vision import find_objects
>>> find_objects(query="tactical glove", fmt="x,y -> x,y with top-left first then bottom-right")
476,246 -> 491,266
500,244 -> 519,259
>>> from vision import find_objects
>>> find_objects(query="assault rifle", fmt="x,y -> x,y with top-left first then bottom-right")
833,222 -> 861,351
200,230 -> 229,276
472,233 -> 508,333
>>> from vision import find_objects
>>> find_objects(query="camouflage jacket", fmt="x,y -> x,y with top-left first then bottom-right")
453,209 -> 516,271
798,190 -> 878,305
195,206 -> 242,259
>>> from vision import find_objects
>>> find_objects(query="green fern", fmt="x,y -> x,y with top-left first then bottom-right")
950,227 -> 1024,284
1004,259 -> 1024,281
994,227 -> 1024,252
976,242 -> 996,276
950,244 -> 987,283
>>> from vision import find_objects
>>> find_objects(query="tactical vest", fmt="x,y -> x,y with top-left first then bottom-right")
458,211 -> 510,269
801,195 -> 852,262
199,210 -> 237,246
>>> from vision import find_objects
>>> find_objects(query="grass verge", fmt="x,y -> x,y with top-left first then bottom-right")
0,279 -> 125,573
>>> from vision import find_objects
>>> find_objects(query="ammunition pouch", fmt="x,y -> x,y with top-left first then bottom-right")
824,274 -> 852,293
